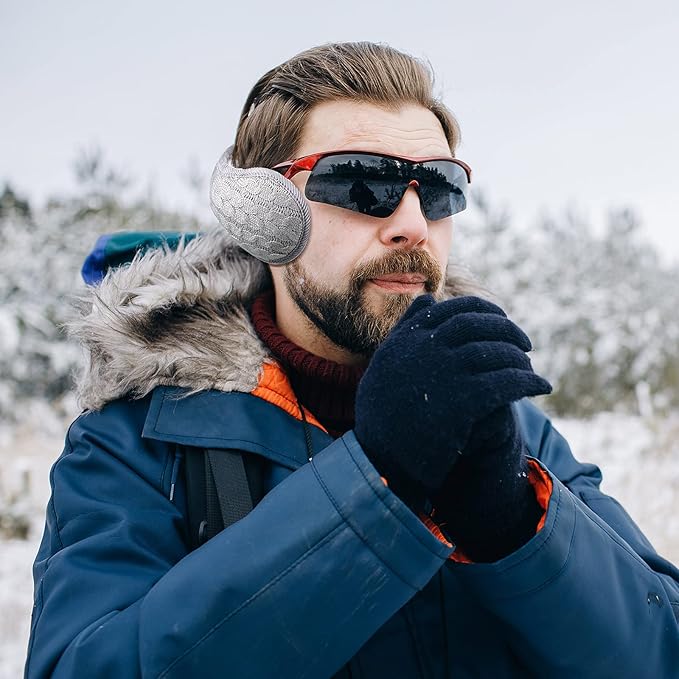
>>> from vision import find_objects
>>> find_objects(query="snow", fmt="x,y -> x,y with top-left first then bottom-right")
2,170 -> 679,674
1,412 -> 678,678
1,539 -> 38,678
555,413 -> 679,562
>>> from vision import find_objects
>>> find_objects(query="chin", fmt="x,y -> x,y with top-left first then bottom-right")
363,286 -> 415,317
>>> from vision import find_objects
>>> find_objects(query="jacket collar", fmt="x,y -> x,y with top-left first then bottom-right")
142,386 -> 334,470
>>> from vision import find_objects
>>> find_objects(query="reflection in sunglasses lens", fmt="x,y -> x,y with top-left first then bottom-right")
417,161 -> 467,220
304,154 -> 467,219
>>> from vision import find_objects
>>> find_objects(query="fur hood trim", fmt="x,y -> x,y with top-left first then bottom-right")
70,229 -> 272,410
70,228 -> 482,411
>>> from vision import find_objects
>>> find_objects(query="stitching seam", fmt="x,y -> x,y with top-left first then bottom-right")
311,459 -> 418,592
152,391 -> 303,466
484,481 -> 564,577
345,438 -> 452,556
490,505 -> 578,601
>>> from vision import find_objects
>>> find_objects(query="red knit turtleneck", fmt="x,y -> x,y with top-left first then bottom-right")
249,291 -> 365,438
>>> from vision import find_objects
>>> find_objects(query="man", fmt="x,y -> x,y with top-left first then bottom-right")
26,42 -> 679,678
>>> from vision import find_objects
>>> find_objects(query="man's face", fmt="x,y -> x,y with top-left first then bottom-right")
276,100 -> 455,356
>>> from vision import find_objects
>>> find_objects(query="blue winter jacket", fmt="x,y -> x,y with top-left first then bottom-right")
26,230 -> 679,678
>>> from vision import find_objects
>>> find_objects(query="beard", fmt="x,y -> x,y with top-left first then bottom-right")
283,249 -> 444,356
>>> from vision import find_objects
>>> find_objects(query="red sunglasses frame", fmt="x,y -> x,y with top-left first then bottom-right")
272,150 -> 473,184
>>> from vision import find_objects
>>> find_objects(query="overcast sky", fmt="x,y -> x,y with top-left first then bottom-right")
2,0 -> 678,261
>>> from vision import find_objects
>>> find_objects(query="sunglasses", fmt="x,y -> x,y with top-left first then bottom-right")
273,150 -> 472,221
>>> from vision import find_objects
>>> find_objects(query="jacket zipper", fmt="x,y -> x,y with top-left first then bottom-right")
169,448 -> 183,502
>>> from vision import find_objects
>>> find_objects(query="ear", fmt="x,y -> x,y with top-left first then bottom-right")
209,148 -> 311,265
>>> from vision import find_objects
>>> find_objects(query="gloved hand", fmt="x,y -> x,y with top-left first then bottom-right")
354,295 -> 551,515
432,404 -> 542,561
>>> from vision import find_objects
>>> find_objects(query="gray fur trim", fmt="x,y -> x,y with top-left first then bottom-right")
69,229 -> 272,411
69,227 -> 483,411
443,258 -> 487,301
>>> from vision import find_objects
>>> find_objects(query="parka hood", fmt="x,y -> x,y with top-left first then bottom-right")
70,228 -> 482,411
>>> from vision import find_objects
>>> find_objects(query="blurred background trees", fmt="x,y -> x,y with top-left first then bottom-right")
454,193 -> 679,416
1,155 -> 678,435
0,149 -> 200,435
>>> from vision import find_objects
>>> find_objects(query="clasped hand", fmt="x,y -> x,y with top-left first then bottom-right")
354,295 -> 552,510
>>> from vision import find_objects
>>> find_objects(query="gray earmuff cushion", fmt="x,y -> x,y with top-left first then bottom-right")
209,150 -> 311,265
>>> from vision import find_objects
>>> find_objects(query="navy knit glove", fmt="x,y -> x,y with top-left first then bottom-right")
354,295 -> 551,514
432,404 -> 543,561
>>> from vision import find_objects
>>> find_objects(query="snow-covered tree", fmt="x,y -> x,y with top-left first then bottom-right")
0,150 -> 201,432
2,166 -> 678,433
455,192 -> 679,416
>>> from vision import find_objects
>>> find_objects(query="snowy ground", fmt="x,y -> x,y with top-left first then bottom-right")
1,412 -> 678,677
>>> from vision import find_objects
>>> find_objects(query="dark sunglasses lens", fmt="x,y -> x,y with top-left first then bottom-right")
304,154 -> 468,220
413,161 -> 468,220
304,154 -> 406,217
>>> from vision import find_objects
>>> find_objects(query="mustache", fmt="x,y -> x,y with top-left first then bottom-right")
350,249 -> 444,293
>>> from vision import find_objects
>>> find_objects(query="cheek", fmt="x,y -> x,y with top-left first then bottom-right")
303,204 -> 367,276
429,219 -> 454,267
291,175 -> 352,253
311,206 -> 346,250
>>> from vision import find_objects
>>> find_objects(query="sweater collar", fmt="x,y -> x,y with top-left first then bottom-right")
250,291 -> 364,437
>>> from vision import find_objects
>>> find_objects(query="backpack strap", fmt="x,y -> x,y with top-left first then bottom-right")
184,446 -> 264,550
184,448 -> 208,550
206,449 -> 253,538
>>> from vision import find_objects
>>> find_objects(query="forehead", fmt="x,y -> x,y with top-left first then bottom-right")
294,100 -> 452,160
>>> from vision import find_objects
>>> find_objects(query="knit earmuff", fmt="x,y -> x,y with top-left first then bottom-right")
209,147 -> 311,265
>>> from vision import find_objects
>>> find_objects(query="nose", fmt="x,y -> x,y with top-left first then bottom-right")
377,183 -> 429,249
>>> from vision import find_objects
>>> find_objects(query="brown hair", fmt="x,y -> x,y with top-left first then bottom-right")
231,42 -> 461,169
